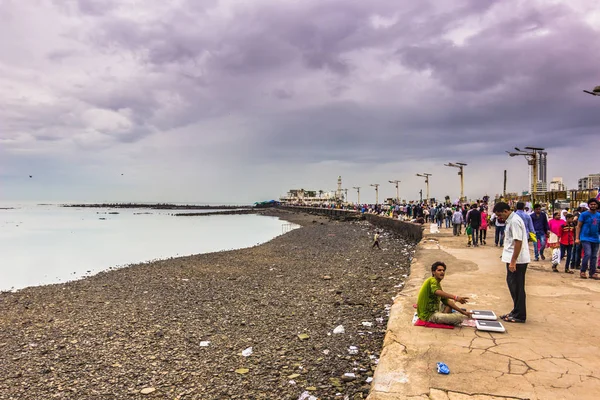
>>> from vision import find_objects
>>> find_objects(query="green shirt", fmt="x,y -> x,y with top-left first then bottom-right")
417,276 -> 448,321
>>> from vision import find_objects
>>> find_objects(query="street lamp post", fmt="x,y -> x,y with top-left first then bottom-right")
416,173 -> 432,203
353,187 -> 361,204
388,180 -> 401,203
583,85 -> 600,96
444,162 -> 467,202
506,147 -> 544,194
370,184 -> 380,204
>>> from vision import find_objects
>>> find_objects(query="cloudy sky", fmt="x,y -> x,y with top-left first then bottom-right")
1,0 -> 599,204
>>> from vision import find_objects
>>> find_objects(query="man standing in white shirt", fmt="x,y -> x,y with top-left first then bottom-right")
493,202 -> 530,323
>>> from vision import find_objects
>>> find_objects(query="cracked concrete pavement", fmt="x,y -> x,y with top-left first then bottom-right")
368,227 -> 600,400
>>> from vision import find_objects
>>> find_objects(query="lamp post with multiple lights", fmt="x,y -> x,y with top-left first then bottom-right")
416,173 -> 432,203
388,180 -> 401,203
505,147 -> 544,194
583,86 -> 600,96
353,187 -> 361,204
444,162 -> 467,202
370,183 -> 380,204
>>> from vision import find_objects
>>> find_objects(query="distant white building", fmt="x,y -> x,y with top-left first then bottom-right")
578,173 -> 600,190
549,177 -> 566,192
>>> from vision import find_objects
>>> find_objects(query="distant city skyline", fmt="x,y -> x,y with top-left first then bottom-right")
2,1 -> 600,204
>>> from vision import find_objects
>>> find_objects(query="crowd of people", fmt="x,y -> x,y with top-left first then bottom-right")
416,197 -> 600,326
294,196 -> 600,278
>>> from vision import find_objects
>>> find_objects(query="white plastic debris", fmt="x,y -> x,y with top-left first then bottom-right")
333,325 -> 345,334
199,341 -> 210,347
297,391 -> 318,400
241,347 -> 253,357
361,322 -> 373,327
288,380 -> 296,385
375,317 -> 384,324
343,373 -> 356,379
348,346 -> 358,355
323,349 -> 330,355
366,377 -> 373,383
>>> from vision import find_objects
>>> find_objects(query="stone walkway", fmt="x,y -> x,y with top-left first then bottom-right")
369,227 -> 600,400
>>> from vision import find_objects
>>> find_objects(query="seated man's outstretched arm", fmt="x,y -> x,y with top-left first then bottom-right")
435,289 -> 472,318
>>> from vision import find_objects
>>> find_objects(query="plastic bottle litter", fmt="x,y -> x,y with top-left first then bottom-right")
437,362 -> 450,374
297,391 -> 318,400
241,347 -> 253,357
333,325 -> 345,334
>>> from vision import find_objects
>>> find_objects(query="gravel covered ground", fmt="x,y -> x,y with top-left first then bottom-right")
0,209 -> 416,400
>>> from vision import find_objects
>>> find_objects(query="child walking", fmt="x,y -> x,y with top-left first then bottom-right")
560,214 -> 575,273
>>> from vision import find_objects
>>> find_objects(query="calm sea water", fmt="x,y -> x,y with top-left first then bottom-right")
0,204 -> 297,291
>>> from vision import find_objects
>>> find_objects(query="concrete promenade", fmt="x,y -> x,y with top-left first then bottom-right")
369,227 -> 600,400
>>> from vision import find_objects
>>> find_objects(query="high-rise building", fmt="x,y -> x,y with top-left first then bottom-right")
549,177 -> 566,191
528,150 -> 548,193
578,173 -> 600,190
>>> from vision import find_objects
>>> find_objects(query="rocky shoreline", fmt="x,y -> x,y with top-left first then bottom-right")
0,209 -> 416,399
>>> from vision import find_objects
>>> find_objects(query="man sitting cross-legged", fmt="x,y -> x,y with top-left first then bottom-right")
417,261 -> 472,325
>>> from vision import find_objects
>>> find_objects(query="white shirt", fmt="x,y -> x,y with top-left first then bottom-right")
501,212 -> 531,264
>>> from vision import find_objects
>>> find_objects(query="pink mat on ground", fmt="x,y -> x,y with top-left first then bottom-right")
414,319 -> 455,329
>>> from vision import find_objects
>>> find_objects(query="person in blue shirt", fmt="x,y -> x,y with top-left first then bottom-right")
515,202 -> 535,236
576,198 -> 600,279
530,204 -> 550,261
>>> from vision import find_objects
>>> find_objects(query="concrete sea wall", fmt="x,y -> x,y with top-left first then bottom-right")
281,206 -> 423,242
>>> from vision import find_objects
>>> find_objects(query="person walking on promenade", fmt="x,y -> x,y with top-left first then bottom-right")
491,211 -> 506,246
436,206 -> 444,229
560,213 -> 576,273
479,207 -> 488,245
372,231 -> 381,250
575,198 -> 600,279
452,208 -> 464,236
548,211 -> 565,273
530,204 -> 550,261
570,204 -> 587,270
515,202 -> 535,237
467,204 -> 481,247
416,261 -> 472,326
445,207 -> 453,229
494,202 -> 530,323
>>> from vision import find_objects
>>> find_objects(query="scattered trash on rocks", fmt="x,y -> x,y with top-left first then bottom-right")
199,341 -> 210,347
361,321 -> 373,327
241,347 -> 253,357
333,325 -> 345,334
341,372 -> 356,382
348,346 -> 358,355
297,391 -> 318,400
365,377 -> 373,383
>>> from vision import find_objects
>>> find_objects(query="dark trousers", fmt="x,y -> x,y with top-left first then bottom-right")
506,263 -> 528,321
479,229 -> 487,243
372,240 -> 380,249
560,244 -> 573,270
495,226 -> 505,246
453,223 -> 461,236
571,243 -> 582,268
471,226 -> 480,245
581,241 -> 599,276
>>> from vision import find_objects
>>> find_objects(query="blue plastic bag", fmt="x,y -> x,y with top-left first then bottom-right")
437,362 -> 450,374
